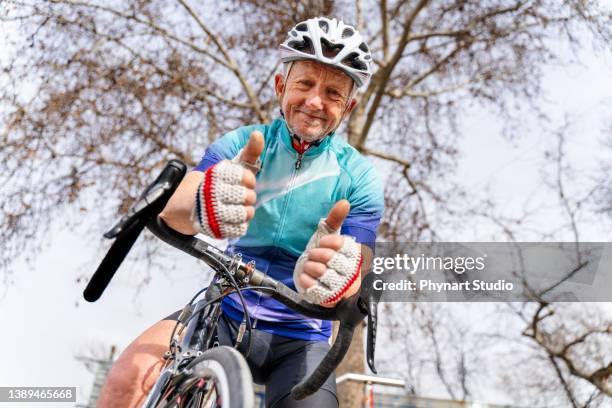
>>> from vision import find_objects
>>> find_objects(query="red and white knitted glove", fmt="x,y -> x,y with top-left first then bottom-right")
293,219 -> 363,305
192,156 -> 257,239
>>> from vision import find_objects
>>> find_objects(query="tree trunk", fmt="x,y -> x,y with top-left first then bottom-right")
333,320 -> 365,408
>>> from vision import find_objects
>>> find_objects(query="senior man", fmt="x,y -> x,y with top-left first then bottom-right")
98,16 -> 384,408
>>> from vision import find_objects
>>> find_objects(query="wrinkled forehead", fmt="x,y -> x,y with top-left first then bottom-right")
289,60 -> 353,88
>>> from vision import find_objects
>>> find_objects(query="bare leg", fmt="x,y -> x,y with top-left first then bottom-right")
97,320 -> 178,408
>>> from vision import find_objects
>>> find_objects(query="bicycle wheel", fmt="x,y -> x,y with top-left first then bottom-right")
166,346 -> 254,408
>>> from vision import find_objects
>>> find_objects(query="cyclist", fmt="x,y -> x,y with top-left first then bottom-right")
98,16 -> 383,408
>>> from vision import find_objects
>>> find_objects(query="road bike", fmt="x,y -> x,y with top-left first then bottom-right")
83,159 -> 379,407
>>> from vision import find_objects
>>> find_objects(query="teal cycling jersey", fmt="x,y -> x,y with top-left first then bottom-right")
195,117 -> 384,341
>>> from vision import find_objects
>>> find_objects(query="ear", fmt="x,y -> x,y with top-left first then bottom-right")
343,98 -> 358,119
274,73 -> 285,98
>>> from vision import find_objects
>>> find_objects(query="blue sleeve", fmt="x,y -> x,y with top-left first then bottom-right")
194,128 -> 252,172
341,162 -> 385,249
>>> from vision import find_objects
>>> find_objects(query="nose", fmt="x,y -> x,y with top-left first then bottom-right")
304,89 -> 324,111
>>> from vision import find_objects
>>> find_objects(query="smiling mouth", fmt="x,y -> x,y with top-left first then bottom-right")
297,110 -> 326,121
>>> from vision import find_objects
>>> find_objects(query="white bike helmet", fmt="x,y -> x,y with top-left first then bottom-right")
279,17 -> 373,90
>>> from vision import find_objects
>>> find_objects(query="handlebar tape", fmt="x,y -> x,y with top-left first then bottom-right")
290,322 -> 356,400
84,159 -> 186,302
83,218 -> 145,302
366,298 -> 378,374
270,284 -> 337,321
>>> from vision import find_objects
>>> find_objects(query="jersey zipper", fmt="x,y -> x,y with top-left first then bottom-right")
273,162 -> 299,247
273,137 -> 309,246
293,138 -> 309,170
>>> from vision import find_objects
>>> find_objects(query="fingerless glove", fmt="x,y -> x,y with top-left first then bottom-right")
293,219 -> 363,305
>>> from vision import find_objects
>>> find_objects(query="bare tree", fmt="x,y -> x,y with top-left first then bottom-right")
375,129 -> 611,407
2,2 -> 612,407
594,122 -> 612,218
378,302 -> 490,400
507,131 -> 612,406
494,131 -> 611,406
2,0 -> 610,273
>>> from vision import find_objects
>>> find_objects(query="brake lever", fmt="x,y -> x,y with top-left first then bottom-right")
291,294 -> 364,400
360,273 -> 381,374
104,183 -> 170,238
105,159 -> 186,238
288,276 -> 381,399
365,297 -> 378,374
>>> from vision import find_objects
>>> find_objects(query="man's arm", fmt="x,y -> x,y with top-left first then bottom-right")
358,243 -> 373,286
159,171 -> 204,235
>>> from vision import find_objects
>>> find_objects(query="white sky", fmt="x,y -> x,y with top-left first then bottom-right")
1,25 -> 612,408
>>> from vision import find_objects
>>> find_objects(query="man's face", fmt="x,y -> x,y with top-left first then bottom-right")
275,60 -> 356,142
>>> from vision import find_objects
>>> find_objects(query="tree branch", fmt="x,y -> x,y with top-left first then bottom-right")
368,0 -> 410,46
524,302 -> 612,396
357,0 -> 430,148
176,0 -> 266,122
548,354 -> 580,408
394,43 -> 465,98
355,0 -> 363,32
561,327 -> 612,355
53,16 -> 254,111
359,147 -> 411,168
406,29 -> 470,42
380,0 -> 389,60
256,61 -> 281,99
48,0 -> 232,69
387,76 -> 482,98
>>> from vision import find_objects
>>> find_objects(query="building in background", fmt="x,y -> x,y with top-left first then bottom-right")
76,346 -> 116,408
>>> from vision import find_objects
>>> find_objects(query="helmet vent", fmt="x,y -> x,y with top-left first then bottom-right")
280,17 -> 373,88
342,52 -> 367,71
288,37 -> 314,54
318,20 -> 329,33
321,38 -> 344,58
342,28 -> 354,38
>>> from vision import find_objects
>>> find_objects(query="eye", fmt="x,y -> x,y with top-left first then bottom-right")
328,89 -> 343,100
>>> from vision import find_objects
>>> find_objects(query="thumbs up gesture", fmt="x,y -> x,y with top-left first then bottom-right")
193,131 -> 264,239
236,130 -> 265,172
293,200 -> 363,306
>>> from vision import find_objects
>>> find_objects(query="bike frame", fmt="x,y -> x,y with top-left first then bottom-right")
141,294 -> 227,406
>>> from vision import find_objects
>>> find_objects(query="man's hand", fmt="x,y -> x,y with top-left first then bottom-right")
192,131 -> 264,239
294,200 -> 363,307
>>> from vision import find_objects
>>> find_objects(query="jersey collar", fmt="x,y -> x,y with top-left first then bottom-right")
278,118 -> 334,156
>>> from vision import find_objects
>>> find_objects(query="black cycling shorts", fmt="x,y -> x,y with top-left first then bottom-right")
163,310 -> 338,408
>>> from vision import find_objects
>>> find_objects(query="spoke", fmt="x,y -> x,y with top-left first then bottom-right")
197,379 -> 217,408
